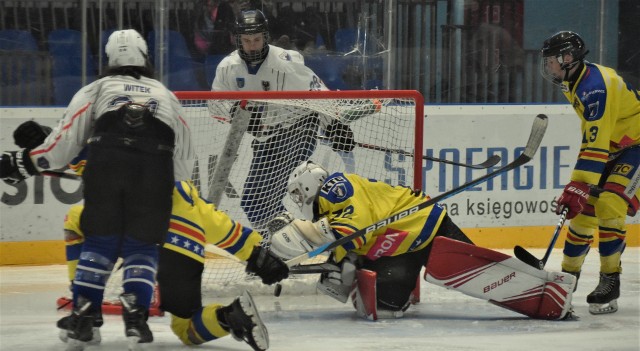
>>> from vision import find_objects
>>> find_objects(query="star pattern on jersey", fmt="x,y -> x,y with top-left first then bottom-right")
168,234 -> 204,257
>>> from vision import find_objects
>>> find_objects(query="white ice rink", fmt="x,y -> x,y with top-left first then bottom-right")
1,248 -> 638,351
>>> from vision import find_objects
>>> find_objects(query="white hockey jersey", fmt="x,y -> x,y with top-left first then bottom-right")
211,45 -> 333,140
30,75 -> 196,181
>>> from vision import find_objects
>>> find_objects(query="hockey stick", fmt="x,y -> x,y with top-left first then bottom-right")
289,262 -> 340,275
317,135 -> 501,169
513,207 -> 568,270
285,114 -> 549,267
41,170 -> 81,180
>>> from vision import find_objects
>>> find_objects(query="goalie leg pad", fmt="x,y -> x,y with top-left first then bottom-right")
425,237 -> 576,320
350,269 -> 405,321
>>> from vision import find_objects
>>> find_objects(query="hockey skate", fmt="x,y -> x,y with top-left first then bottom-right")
217,290 -> 269,351
64,296 -> 100,351
587,272 -> 620,315
57,311 -> 103,345
119,293 -> 153,350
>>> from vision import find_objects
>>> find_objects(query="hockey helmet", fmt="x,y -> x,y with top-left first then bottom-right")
105,29 -> 148,68
540,31 -> 588,85
288,161 -> 328,221
234,9 -> 270,64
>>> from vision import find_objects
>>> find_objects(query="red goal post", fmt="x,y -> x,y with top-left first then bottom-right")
174,89 -> 425,295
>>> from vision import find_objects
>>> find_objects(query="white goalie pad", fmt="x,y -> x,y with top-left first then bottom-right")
269,218 -> 334,260
425,237 -> 576,320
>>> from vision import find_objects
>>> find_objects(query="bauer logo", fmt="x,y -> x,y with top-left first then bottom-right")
483,271 -> 516,293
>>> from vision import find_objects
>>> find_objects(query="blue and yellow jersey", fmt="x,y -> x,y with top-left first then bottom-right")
165,181 -> 262,263
317,173 -> 447,262
562,62 -> 640,185
64,181 -> 262,266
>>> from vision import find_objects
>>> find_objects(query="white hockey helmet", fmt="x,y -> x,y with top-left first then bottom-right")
288,161 -> 328,220
105,29 -> 148,68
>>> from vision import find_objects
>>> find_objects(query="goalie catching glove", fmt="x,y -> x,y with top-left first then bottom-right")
269,217 -> 335,260
245,245 -> 289,285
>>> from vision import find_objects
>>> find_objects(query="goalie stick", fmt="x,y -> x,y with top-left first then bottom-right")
514,207 -> 569,270
285,114 -> 549,267
317,135 -> 501,169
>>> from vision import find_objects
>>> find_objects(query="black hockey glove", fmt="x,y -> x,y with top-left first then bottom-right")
0,150 -> 38,185
246,246 -> 289,285
325,120 -> 355,153
13,121 -> 52,149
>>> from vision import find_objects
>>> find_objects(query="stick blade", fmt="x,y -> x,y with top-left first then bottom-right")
513,245 -> 544,270
475,154 -> 502,169
522,114 -> 548,159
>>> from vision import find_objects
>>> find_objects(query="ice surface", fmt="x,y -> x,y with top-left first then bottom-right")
1,248 -> 638,350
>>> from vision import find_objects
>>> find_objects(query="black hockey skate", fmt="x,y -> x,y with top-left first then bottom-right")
119,293 -> 153,350
57,310 -> 103,345
587,272 -> 620,315
217,290 -> 269,351
64,296 -> 100,351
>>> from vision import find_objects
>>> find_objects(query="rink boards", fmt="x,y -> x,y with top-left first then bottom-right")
1,104 -> 638,265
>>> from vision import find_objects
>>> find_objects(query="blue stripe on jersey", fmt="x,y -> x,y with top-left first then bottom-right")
333,222 -> 363,251
582,146 -> 609,154
411,205 -> 444,251
175,181 -> 194,206
575,158 -> 606,174
221,226 -> 254,255
170,214 -> 206,235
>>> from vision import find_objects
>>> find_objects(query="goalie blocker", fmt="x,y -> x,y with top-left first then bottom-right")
425,237 -> 576,320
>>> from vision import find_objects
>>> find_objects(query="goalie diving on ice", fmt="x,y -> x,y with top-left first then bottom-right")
269,162 -> 576,321
267,114 -> 577,321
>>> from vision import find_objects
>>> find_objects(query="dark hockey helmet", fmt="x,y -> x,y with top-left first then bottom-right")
540,31 -> 588,85
234,9 -> 270,64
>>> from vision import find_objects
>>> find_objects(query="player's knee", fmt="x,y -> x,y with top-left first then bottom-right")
595,191 -> 628,221
376,267 -> 416,311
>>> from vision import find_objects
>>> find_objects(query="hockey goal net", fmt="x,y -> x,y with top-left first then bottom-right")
176,90 -> 424,296
57,90 -> 424,314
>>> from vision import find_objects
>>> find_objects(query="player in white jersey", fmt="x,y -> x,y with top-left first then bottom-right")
0,29 -> 195,350
211,9 -> 355,232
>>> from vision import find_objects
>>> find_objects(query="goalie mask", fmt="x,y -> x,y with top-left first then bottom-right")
540,31 -> 588,87
234,9 -> 270,65
288,161 -> 328,221
105,29 -> 149,68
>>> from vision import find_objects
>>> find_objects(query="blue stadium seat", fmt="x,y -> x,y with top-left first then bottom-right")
304,55 -> 351,90
0,30 -> 39,51
147,30 -> 203,90
48,29 -> 97,105
0,30 -> 46,105
204,54 -> 227,87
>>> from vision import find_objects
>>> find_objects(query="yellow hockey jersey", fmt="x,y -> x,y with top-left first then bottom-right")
317,173 -> 447,261
166,181 -> 262,263
65,181 -> 262,266
562,62 -> 640,185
